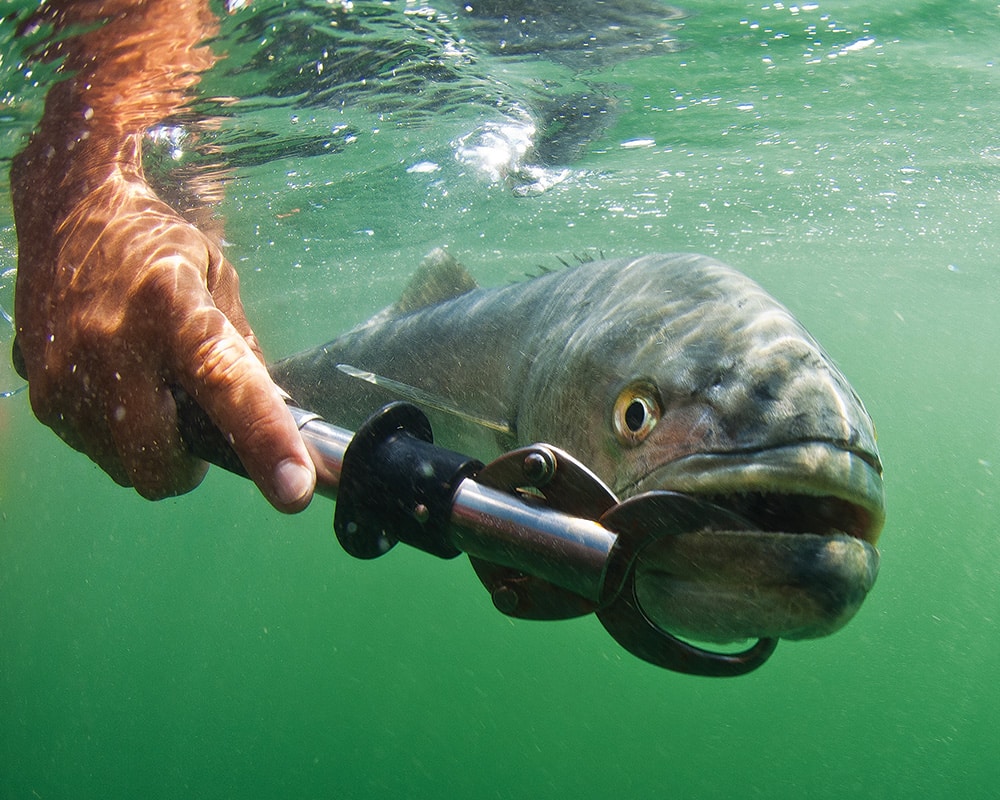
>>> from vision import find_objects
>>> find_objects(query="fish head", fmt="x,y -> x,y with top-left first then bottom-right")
519,254 -> 885,644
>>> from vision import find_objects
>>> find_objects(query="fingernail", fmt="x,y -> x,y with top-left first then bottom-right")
272,458 -> 314,509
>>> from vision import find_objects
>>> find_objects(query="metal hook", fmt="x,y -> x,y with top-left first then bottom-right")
596,584 -> 778,677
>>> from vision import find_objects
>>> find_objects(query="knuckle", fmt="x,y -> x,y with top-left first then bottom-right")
189,328 -> 252,391
185,331 -> 288,453
206,242 -> 237,286
135,256 -> 205,313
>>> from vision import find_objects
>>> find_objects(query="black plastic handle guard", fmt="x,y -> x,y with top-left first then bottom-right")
333,402 -> 483,560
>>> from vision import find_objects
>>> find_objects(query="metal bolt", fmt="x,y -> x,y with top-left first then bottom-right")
522,448 -> 555,486
492,585 -> 519,615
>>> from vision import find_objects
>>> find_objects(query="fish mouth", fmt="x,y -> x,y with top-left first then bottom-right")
620,442 -> 885,644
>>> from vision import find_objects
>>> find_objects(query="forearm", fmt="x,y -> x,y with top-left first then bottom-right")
14,0 -> 220,218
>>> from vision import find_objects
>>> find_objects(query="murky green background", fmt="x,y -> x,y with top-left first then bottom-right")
1,1 -> 997,797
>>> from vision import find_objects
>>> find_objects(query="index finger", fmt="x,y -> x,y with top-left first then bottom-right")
171,299 -> 316,513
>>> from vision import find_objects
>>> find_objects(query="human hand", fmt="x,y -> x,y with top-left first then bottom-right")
12,135 -> 316,512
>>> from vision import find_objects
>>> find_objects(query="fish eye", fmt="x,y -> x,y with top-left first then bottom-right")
613,382 -> 661,446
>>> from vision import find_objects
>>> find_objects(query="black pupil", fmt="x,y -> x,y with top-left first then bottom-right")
624,399 -> 647,432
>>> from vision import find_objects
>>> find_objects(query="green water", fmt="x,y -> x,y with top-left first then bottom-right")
1,1 -> 997,797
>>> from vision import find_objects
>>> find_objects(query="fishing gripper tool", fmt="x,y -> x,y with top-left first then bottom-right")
179,397 -> 777,677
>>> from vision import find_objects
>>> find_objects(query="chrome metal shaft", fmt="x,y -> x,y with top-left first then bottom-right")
448,480 -> 618,602
290,407 -> 351,500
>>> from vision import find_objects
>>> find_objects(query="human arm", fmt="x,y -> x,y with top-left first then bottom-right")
12,0 -> 316,511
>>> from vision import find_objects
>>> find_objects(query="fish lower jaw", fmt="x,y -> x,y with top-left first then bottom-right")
624,442 -> 886,544
634,528 -> 881,643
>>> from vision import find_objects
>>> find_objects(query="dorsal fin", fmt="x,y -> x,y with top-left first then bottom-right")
394,247 -> 478,314
337,363 -> 515,436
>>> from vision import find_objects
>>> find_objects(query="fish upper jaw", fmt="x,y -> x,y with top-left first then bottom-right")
620,440 -> 885,544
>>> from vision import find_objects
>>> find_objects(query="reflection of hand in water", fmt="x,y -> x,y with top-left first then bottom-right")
12,0 -> 316,511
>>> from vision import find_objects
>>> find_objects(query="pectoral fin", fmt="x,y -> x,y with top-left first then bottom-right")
336,363 -> 515,436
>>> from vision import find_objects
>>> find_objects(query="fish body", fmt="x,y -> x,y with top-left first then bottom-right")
272,250 -> 885,643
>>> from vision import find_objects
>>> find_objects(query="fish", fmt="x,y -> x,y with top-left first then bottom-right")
271,249 -> 885,644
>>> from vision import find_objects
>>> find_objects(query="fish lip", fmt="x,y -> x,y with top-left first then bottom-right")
620,441 -> 886,544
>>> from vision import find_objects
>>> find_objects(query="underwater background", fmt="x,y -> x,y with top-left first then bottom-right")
0,1 -> 997,797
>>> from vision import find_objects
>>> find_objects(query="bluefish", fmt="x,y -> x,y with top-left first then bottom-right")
272,250 -> 885,644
